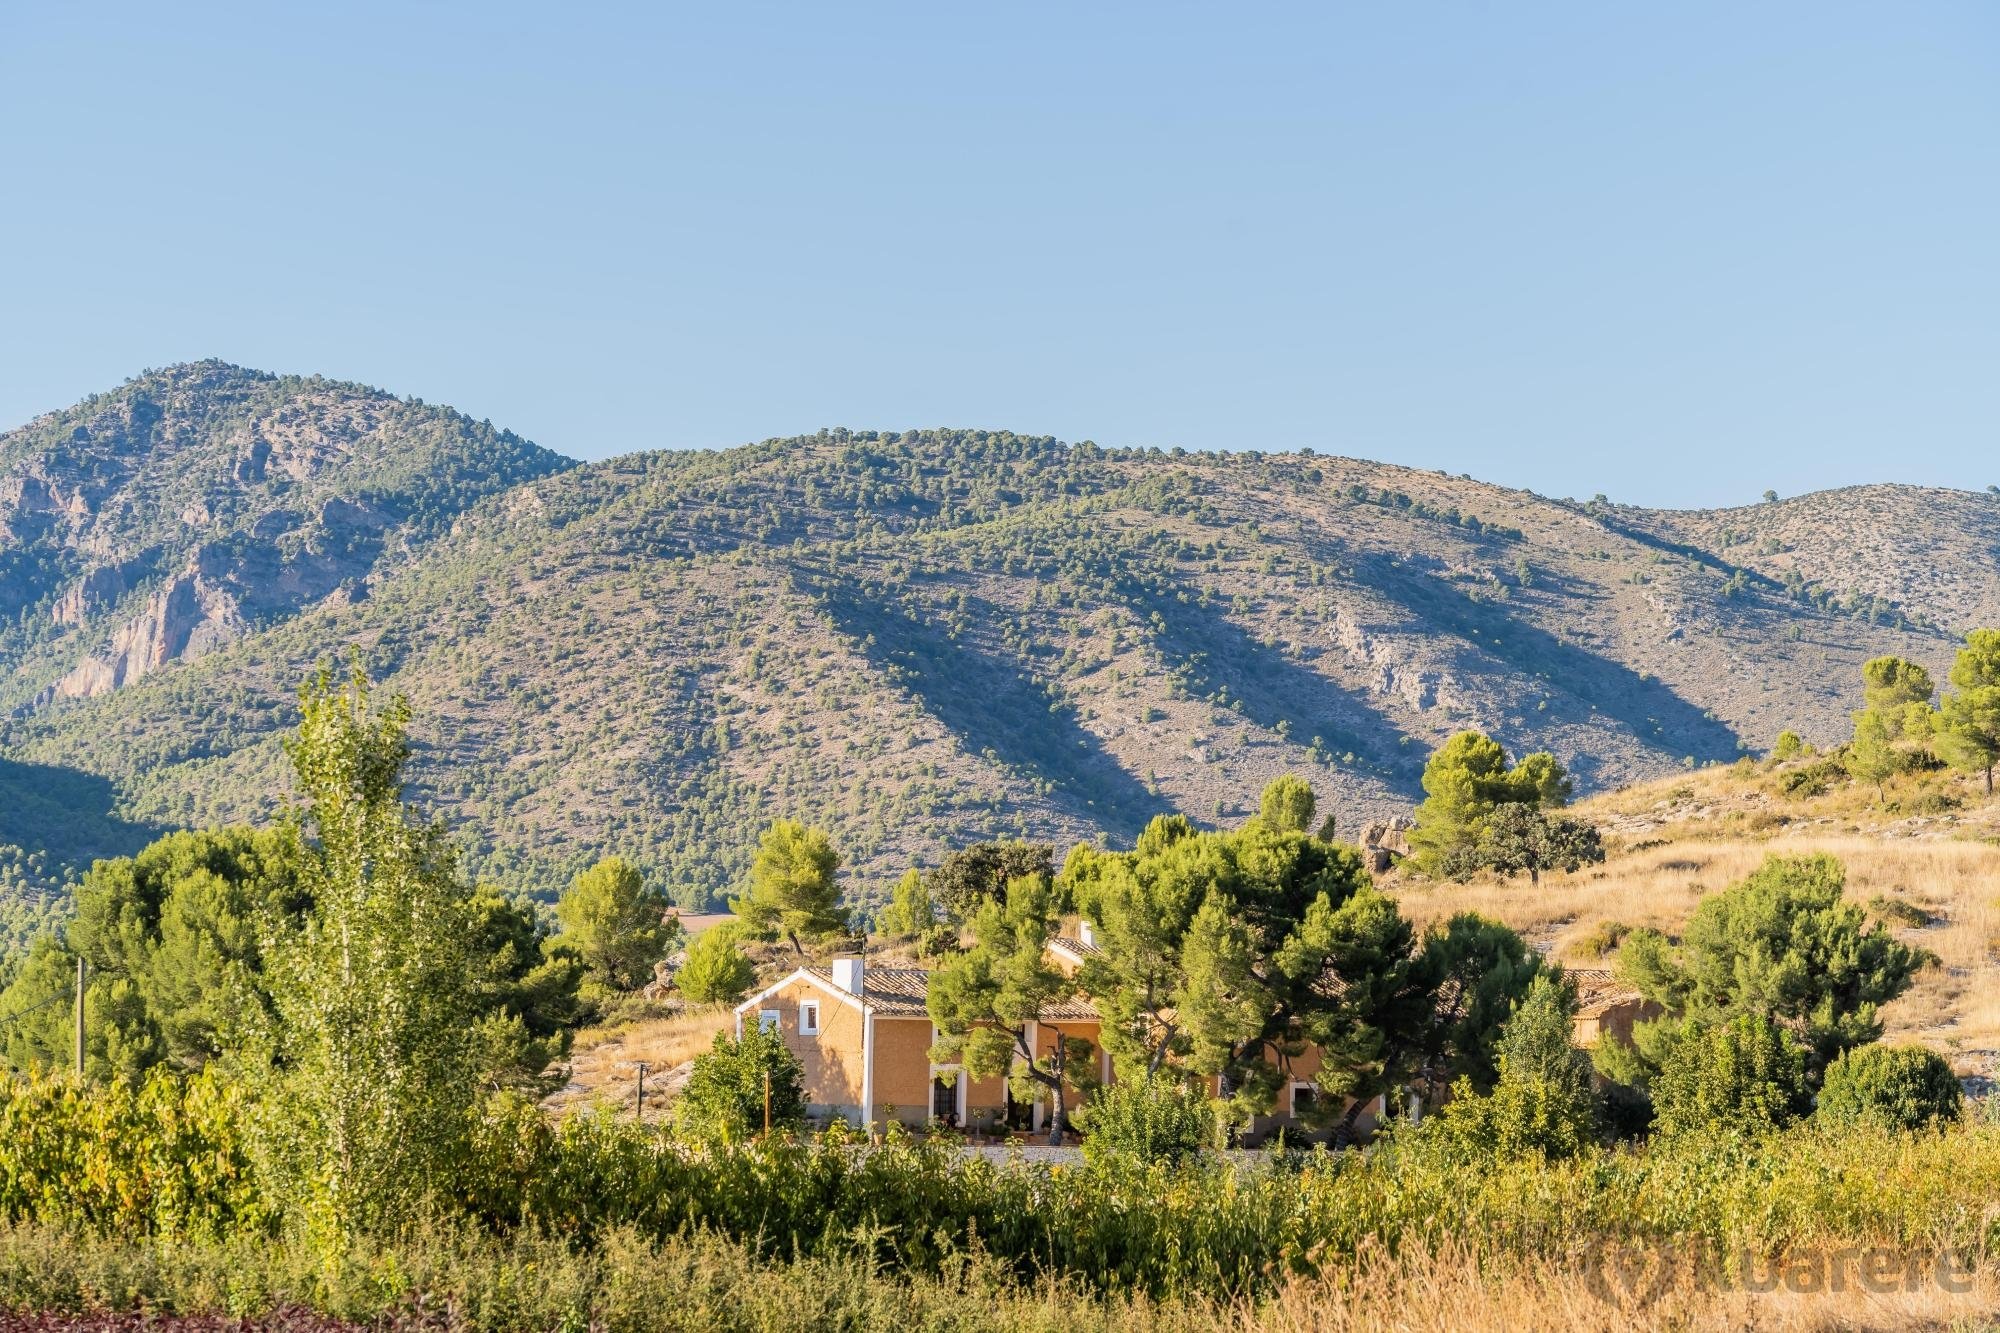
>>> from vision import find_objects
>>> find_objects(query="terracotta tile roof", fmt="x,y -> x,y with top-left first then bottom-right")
1567,966 -> 1645,1019
1034,994 -> 1103,1022
806,966 -> 1097,1021
859,967 -> 935,1017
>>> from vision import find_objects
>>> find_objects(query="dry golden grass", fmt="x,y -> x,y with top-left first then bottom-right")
1388,760 -> 2000,1081
544,1003 -> 735,1122
1235,1243 -> 2000,1333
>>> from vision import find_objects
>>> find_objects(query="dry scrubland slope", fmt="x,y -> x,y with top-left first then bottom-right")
1393,758 -> 2000,1086
1,361 -> 1994,917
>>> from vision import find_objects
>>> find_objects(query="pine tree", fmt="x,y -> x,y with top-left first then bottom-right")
554,856 -> 680,992
1845,707 -> 1899,800
733,821 -> 847,956
928,874 -> 1097,1145
1436,972 -> 1595,1158
676,922 -> 756,1005
1255,774 -> 1316,833
1937,630 -> 2000,795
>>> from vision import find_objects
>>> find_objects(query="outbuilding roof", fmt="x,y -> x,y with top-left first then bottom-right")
1567,966 -> 1646,1019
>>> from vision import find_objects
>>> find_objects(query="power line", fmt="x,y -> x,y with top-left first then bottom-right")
0,990 -> 70,1028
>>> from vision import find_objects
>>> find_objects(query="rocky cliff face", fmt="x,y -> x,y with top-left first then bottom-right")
52,571 -> 241,699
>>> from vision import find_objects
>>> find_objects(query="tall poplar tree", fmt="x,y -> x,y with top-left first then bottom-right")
245,663 -> 479,1244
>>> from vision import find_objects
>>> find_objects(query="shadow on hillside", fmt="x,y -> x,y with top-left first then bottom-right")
1118,578 -> 1420,787
0,757 -> 162,867
812,582 -> 1159,838
1364,558 -> 1742,762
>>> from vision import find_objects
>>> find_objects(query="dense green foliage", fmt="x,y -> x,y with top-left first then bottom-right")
1937,629 -> 2000,793
555,856 -> 682,993
733,820 -> 847,955
925,841 -> 1055,923
1466,802 -> 1605,884
1076,1075 -> 1216,1166
672,1025 -> 806,1145
1254,773 -> 1318,834
0,825 -> 579,1094
461,884 -> 588,1092
243,665 -> 483,1240
1612,853 -> 1925,1084
6,1066 -> 2000,1313
1407,731 -> 1574,876
1434,972 -> 1596,1159
1817,1043 -> 1963,1132
1648,1014 -> 1812,1137
928,875 -> 1097,1143
675,921 -> 755,1005
1059,786 -> 1519,1138
0,826 -> 305,1079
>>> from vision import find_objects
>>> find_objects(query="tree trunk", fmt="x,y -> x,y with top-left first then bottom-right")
1331,1093 -> 1368,1148
1528,864 -> 1540,886
1047,1045 -> 1068,1146
788,929 -> 804,957
1987,764 -> 1994,796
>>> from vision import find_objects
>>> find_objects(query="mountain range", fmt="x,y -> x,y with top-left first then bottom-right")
3,360 -> 1994,939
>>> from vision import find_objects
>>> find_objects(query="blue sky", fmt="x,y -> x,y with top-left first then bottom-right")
3,2 -> 1994,508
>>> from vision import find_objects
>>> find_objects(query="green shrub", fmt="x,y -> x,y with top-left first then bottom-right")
676,923 -> 755,1005
1777,760 -> 1844,799
1651,1015 -> 1810,1136
0,1069 -> 263,1239
1817,1044 -> 1962,1132
1866,894 -> 1932,929
1771,731 -> 1807,762
16,1066 -> 2000,1307
1573,920 -> 1629,958
1076,1076 -> 1215,1167
672,1026 -> 806,1144
1433,973 -> 1595,1159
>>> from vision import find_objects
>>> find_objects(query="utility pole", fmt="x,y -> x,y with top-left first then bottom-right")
635,1062 -> 649,1122
74,956 -> 85,1079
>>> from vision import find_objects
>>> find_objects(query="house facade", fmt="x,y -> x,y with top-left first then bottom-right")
735,944 -> 1648,1138
734,957 -> 1021,1130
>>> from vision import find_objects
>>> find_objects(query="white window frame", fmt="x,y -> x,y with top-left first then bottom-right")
799,1000 -> 820,1036
758,1009 -> 781,1034
1289,1080 -> 1317,1119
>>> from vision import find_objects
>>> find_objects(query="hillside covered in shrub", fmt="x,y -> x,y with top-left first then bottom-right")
3,363 -> 1994,917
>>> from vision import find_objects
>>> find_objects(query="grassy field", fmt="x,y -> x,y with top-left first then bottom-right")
2,1222 -> 1995,1332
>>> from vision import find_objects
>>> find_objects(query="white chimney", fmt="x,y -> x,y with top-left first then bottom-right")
1078,920 -> 1095,948
832,955 -> 864,996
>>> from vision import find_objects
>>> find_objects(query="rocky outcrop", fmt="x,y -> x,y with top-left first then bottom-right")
1359,817 -> 1415,873
53,573 -> 245,700
53,564 -> 130,626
